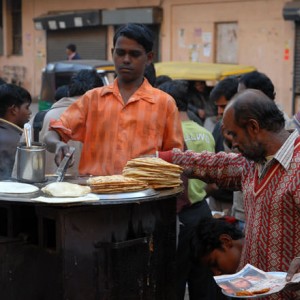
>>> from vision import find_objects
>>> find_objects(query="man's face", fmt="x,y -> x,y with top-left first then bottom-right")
222,107 -> 266,162
194,81 -> 206,93
15,102 -> 31,128
215,95 -> 229,118
112,36 -> 153,84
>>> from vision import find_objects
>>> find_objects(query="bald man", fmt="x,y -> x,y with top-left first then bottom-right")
158,89 -> 300,300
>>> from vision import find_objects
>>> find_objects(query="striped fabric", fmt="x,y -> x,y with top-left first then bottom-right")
50,79 -> 183,175
162,133 -> 300,300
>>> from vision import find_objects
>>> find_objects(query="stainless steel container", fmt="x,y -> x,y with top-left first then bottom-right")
16,142 -> 46,183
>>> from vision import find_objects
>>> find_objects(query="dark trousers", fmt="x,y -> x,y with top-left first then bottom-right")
177,200 -> 227,300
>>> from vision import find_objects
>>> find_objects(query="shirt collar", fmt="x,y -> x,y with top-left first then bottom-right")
0,118 -> 23,132
101,78 -> 156,104
273,129 -> 299,170
294,112 -> 300,127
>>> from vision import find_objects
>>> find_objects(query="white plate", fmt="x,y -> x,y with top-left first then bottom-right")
0,181 -> 39,194
222,272 -> 287,298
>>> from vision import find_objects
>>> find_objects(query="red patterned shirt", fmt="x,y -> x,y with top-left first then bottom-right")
160,131 -> 300,300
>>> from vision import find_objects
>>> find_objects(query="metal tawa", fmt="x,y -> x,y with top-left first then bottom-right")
96,188 -> 159,200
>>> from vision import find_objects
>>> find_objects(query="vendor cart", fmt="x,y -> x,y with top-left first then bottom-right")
0,183 -> 181,300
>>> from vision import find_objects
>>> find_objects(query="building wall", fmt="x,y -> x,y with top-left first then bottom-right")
0,0 -> 296,115
160,0 -> 294,115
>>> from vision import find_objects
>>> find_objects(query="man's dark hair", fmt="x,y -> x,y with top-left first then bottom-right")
158,80 -> 189,111
239,71 -> 276,100
66,43 -> 76,53
231,89 -> 285,132
155,75 -> 172,88
0,84 -> 32,117
113,23 -> 154,53
209,76 -> 239,103
191,217 -> 244,258
68,69 -> 103,97
144,63 -> 156,86
54,85 -> 69,101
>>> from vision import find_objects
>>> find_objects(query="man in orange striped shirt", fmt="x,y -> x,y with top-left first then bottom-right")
44,23 -> 183,175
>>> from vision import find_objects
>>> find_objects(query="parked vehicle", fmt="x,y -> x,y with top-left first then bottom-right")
154,61 -> 256,83
154,61 -> 257,129
39,60 -> 115,110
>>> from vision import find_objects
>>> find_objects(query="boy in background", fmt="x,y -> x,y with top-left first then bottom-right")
0,84 -> 32,179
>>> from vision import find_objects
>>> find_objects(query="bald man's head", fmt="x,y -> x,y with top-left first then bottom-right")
224,89 -> 285,133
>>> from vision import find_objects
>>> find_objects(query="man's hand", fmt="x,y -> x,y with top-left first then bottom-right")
54,142 -> 74,167
284,257 -> 300,292
286,257 -> 300,282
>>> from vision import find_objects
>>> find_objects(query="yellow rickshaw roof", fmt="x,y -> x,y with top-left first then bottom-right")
154,61 -> 256,81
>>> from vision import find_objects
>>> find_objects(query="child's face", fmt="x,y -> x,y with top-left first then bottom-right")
201,238 -> 242,276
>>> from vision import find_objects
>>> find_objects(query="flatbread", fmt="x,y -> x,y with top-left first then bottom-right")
87,175 -> 145,185
86,175 -> 148,194
125,157 -> 183,171
41,182 -> 91,197
0,181 -> 39,194
122,157 -> 183,189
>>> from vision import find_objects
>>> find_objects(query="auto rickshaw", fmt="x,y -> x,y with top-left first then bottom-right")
39,59 -> 115,110
154,61 -> 257,130
154,61 -> 256,83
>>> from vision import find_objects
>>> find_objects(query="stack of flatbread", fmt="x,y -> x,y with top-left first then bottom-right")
86,175 -> 148,193
122,157 -> 183,189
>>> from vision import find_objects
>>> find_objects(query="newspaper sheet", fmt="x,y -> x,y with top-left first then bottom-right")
214,264 -> 300,298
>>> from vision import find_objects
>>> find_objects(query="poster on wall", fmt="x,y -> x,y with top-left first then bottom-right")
202,32 -> 212,57
178,28 -> 185,48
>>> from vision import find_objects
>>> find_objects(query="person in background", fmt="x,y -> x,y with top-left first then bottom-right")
54,85 -> 69,101
66,43 -> 81,60
206,77 -> 239,218
238,70 -> 291,126
158,89 -> 300,299
14,69 -> 103,177
191,217 -> 244,276
45,23 -> 183,176
238,71 -> 275,99
154,74 -> 172,88
0,84 -> 32,180
210,77 -> 239,152
158,80 -> 224,300
187,80 -> 217,129
143,62 -> 156,86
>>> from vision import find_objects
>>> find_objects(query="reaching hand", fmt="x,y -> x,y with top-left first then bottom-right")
286,257 -> 300,282
284,257 -> 300,292
54,142 -> 74,167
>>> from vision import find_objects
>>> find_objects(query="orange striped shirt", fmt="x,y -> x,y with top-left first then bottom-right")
49,79 -> 183,175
